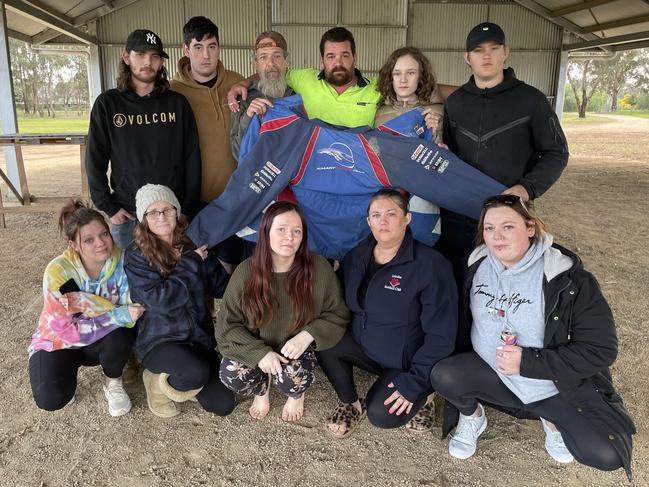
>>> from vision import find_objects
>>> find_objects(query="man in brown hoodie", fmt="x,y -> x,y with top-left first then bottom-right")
170,16 -> 245,270
170,16 -> 243,205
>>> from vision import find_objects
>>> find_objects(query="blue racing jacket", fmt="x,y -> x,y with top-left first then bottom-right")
239,97 -> 441,246
188,95 -> 505,260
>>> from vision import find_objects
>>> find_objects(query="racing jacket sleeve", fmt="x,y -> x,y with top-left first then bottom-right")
85,94 -> 121,217
187,119 -> 311,248
517,99 -> 569,199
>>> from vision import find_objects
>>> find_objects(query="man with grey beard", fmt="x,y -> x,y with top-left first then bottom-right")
230,31 -> 293,159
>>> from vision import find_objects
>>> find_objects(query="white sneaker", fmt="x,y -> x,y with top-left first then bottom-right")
103,377 -> 132,417
449,403 -> 487,459
540,418 -> 574,463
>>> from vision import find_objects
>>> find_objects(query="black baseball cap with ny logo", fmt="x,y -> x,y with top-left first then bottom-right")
125,29 -> 169,58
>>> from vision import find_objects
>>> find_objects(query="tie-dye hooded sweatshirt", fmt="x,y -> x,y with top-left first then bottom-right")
28,246 -> 135,357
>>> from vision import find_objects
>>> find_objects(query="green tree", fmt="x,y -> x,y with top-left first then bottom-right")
595,50 -> 644,111
567,59 -> 602,118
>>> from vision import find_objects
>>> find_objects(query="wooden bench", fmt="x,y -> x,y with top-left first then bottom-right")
0,133 -> 88,228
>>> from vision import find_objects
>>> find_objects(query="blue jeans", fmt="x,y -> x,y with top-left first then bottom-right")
111,218 -> 138,250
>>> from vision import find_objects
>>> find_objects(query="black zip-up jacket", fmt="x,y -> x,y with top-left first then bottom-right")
124,244 -> 229,361
86,88 -> 202,219
443,68 -> 568,200
339,228 -> 457,401
443,243 -> 635,480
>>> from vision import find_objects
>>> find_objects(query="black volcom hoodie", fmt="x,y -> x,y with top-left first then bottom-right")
86,88 -> 201,218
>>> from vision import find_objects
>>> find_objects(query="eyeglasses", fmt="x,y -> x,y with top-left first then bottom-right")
483,194 -> 528,212
144,207 -> 177,220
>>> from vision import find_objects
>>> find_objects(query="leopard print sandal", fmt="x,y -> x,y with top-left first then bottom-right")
405,397 -> 435,433
325,398 -> 367,439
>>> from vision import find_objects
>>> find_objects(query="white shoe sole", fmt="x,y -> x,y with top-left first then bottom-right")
103,387 -> 132,417
449,416 -> 488,460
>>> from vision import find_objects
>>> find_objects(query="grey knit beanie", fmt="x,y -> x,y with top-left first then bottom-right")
135,184 -> 181,222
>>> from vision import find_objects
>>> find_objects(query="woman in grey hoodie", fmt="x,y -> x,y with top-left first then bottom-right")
430,194 -> 635,480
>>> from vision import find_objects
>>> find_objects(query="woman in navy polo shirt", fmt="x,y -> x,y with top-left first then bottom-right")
317,188 -> 457,438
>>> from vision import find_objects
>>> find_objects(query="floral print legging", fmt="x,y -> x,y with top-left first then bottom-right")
219,348 -> 316,398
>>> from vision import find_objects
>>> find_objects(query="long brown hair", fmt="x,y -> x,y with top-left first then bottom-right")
242,202 -> 314,333
58,199 -> 110,244
377,47 -> 436,106
134,216 -> 192,274
116,58 -> 169,93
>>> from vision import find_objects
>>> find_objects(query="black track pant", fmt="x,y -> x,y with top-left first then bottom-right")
144,342 -> 234,416
316,331 -> 429,429
431,352 -> 624,471
29,327 -> 135,411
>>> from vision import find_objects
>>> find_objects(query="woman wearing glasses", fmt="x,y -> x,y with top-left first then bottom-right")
125,184 -> 233,418
430,194 -> 635,479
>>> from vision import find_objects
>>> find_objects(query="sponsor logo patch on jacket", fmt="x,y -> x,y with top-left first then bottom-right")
384,274 -> 402,292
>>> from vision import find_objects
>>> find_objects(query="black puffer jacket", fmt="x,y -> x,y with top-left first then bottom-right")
443,68 -> 568,200
124,244 -> 229,361
443,243 -> 635,480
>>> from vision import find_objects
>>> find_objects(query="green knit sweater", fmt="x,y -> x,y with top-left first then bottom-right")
216,254 -> 349,368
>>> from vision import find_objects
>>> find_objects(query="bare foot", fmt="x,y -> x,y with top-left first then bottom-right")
281,395 -> 305,422
327,400 -> 363,437
249,392 -> 270,420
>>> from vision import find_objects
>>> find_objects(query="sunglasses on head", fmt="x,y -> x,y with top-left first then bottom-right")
483,194 -> 529,212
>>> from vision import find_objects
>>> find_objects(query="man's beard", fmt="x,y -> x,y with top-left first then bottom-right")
131,67 -> 159,84
257,73 -> 288,99
324,66 -> 354,87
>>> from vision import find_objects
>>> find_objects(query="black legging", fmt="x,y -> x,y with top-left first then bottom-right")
144,342 -> 234,416
316,331 -> 430,429
29,326 -> 135,411
431,352 -> 623,471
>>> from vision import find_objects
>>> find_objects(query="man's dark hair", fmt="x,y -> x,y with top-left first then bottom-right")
319,27 -> 355,56
183,16 -> 219,46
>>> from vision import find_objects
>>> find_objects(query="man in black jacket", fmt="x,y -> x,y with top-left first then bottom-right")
86,29 -> 201,250
437,22 -> 569,275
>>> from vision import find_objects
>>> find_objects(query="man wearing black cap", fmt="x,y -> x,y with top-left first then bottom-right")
86,29 -> 202,250
436,22 -> 569,276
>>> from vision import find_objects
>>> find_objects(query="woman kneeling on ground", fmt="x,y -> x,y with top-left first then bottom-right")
217,201 -> 349,421
430,194 -> 635,479
317,189 -> 457,438
125,184 -> 233,418
29,200 -> 143,416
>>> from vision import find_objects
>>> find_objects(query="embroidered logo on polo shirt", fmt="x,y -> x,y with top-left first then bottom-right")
384,274 -> 402,292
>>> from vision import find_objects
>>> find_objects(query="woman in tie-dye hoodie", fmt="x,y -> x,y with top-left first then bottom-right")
28,200 -> 144,417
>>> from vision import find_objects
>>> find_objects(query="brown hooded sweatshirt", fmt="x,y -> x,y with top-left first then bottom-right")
171,57 -> 243,203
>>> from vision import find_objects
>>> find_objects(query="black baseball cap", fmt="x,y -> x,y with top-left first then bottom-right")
125,29 -> 169,58
466,22 -> 506,52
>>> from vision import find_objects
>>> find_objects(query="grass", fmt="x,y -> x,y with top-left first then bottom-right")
562,110 -> 649,125
17,112 -> 90,134
0,111 -> 90,135
561,113 -> 611,125
616,110 -> 649,119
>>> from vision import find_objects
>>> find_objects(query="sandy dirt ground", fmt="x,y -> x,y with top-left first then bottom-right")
0,115 -> 647,486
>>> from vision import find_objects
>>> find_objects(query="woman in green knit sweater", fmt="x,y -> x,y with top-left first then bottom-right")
217,202 -> 349,422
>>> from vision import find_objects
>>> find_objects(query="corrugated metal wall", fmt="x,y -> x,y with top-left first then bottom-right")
94,0 -> 562,98
410,1 -> 562,98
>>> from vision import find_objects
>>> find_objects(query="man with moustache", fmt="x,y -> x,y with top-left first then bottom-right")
229,27 -> 379,128
86,29 -> 201,250
230,31 -> 294,159
436,22 -> 569,277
